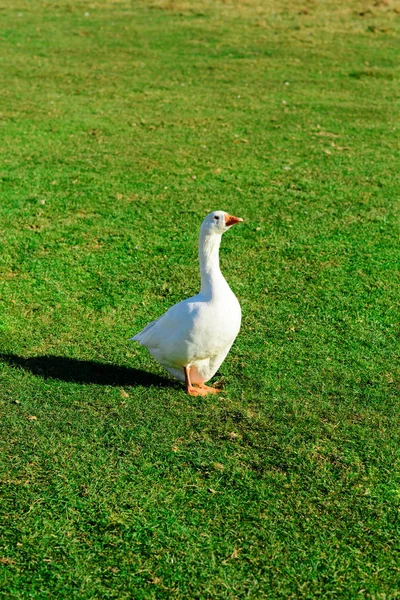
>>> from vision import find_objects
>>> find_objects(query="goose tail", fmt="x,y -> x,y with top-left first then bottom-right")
129,317 -> 160,343
129,333 -> 141,342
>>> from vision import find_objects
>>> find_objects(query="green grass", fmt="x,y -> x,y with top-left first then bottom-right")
0,0 -> 399,597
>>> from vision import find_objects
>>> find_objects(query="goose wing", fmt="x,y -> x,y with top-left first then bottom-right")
131,295 -> 201,351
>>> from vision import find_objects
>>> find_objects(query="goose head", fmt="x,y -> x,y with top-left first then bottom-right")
200,210 -> 243,236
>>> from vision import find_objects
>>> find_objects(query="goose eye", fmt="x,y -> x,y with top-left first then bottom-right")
214,216 -> 219,221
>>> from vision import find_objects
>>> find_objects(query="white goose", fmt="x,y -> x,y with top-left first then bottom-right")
131,210 -> 243,396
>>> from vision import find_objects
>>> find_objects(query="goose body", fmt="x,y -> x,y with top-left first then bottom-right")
131,211 -> 243,395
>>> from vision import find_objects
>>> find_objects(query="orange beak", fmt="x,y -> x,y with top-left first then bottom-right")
224,214 -> 244,226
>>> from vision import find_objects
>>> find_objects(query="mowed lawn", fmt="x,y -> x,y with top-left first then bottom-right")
0,0 -> 399,597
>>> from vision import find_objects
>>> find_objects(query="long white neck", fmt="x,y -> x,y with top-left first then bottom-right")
199,233 -> 229,298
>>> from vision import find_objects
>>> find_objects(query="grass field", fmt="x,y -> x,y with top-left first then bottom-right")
1,0 -> 399,597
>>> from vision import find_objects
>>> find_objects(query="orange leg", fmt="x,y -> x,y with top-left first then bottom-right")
184,366 -> 208,396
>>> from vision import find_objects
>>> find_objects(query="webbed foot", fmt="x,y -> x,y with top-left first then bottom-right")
187,385 -> 209,397
197,383 -> 221,395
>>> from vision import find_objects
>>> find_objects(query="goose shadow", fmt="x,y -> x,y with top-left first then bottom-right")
0,353 -> 177,388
